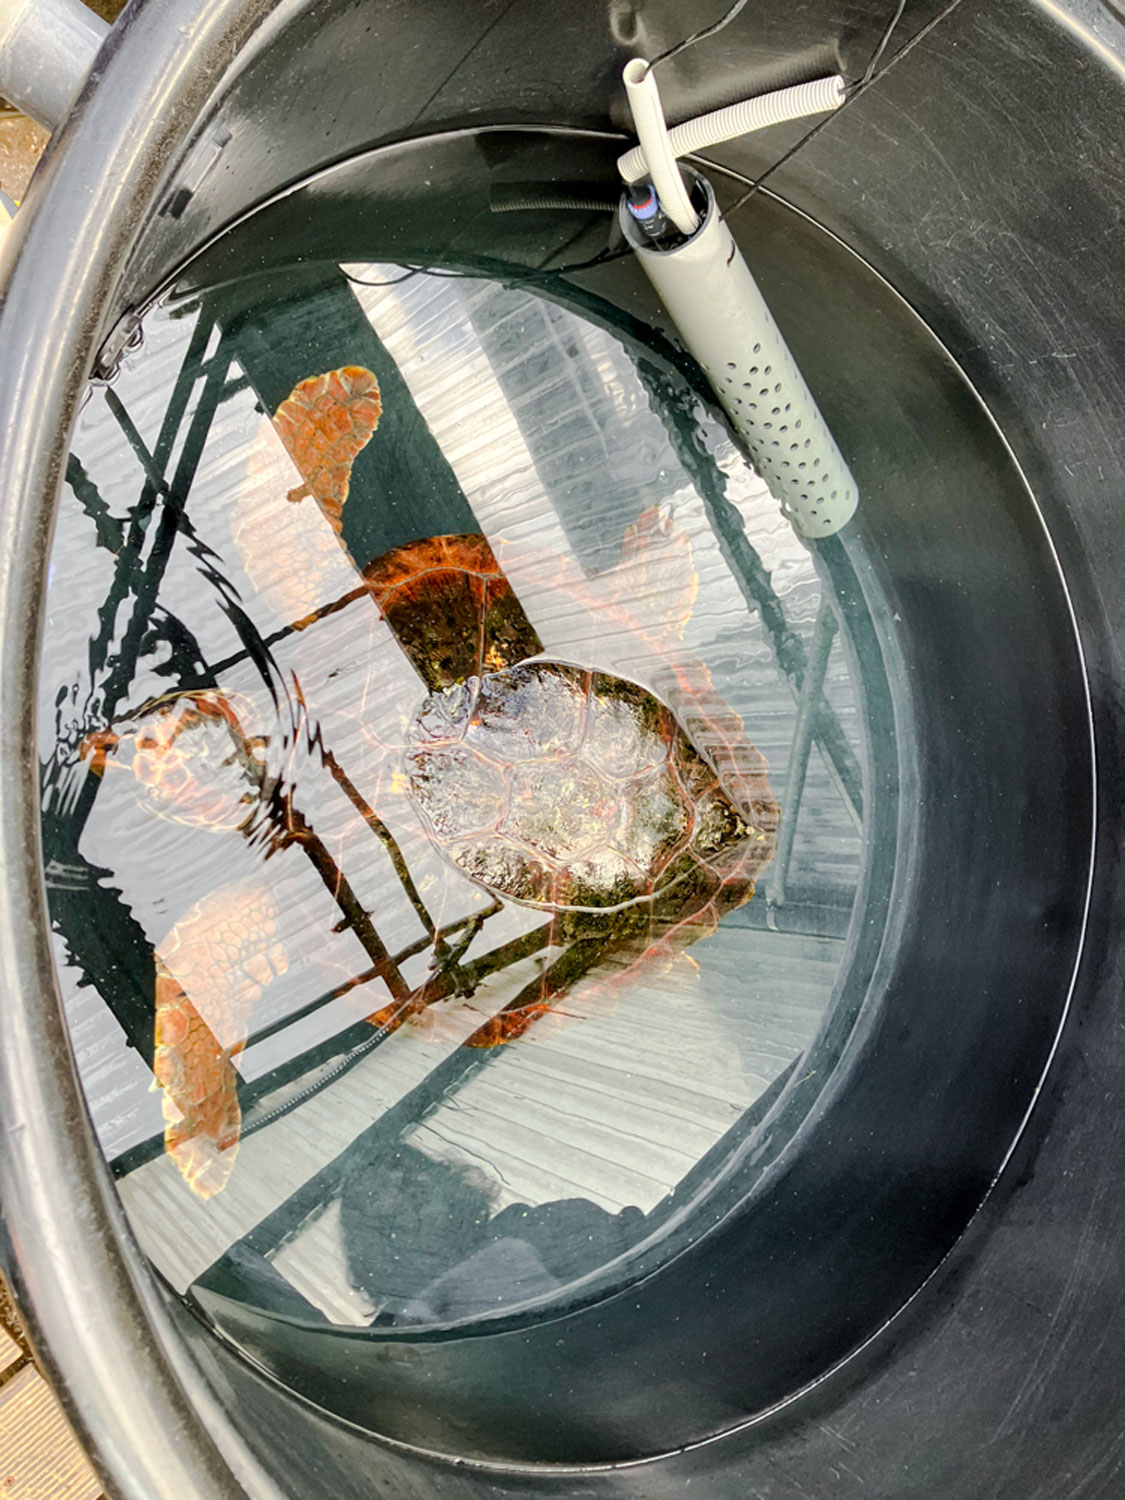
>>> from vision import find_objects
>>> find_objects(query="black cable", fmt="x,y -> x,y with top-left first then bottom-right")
341,265 -> 422,288
345,243 -> 634,294
643,0 -> 752,76
724,0 -> 968,218
859,0 -> 909,87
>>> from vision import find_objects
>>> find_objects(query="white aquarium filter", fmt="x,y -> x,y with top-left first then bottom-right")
619,62 -> 859,539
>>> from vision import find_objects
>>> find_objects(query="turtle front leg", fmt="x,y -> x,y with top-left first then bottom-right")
153,962 -> 246,1201
152,879 -> 287,1198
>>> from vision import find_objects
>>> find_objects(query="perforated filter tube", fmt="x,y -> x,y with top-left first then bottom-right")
620,173 -> 858,538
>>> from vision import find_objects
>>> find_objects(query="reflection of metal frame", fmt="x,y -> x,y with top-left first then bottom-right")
628,353 -> 863,834
42,306 -> 516,1168
771,596 -> 841,905
43,310 -> 232,1064
44,272 -> 866,1213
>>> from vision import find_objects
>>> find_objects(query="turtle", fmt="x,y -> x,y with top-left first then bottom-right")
362,533 -> 779,986
265,364 -> 779,1048
267,366 -> 778,956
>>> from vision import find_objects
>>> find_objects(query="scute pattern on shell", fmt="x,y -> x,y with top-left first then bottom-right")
406,660 -> 763,913
273,366 -> 382,532
365,533 -> 543,691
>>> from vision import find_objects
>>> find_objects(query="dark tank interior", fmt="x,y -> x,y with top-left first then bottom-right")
2,0 -> 1120,1495
38,127 -> 1090,1462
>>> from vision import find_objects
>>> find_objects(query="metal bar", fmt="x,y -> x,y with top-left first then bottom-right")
242,963 -> 385,1052
279,806 -> 412,1004
103,386 -> 172,493
626,351 -> 863,825
319,747 -> 438,940
83,311 -> 215,698
96,341 -> 234,722
205,583 -> 369,676
771,597 -> 839,906
239,897 -> 496,1056
63,455 -> 125,555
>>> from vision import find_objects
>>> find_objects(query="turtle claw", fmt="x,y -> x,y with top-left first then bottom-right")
162,1120 -> 240,1201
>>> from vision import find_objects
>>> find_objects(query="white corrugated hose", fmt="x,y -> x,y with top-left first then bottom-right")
617,72 -> 845,185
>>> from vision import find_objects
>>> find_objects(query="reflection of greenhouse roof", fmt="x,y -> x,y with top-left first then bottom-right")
42,264 -> 863,1323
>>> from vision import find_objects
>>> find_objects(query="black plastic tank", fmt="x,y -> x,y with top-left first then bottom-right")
0,3 -> 1122,1498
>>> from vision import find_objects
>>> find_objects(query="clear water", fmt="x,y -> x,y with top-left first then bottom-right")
40,246 -> 869,1332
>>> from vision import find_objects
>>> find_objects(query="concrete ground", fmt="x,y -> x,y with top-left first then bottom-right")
0,105 -> 49,201
1,1273 -> 103,1499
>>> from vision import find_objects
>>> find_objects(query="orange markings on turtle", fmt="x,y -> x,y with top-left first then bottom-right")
78,726 -> 118,778
153,964 -> 243,1198
365,995 -> 426,1036
363,990 -> 560,1051
273,366 -> 382,534
462,1002 -> 555,1049
363,534 -> 542,690
363,533 -> 502,599
154,880 -> 288,1198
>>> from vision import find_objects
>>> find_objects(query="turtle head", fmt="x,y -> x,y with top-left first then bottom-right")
363,534 -> 542,691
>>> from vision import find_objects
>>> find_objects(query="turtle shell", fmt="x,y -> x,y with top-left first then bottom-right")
404,661 -> 764,913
